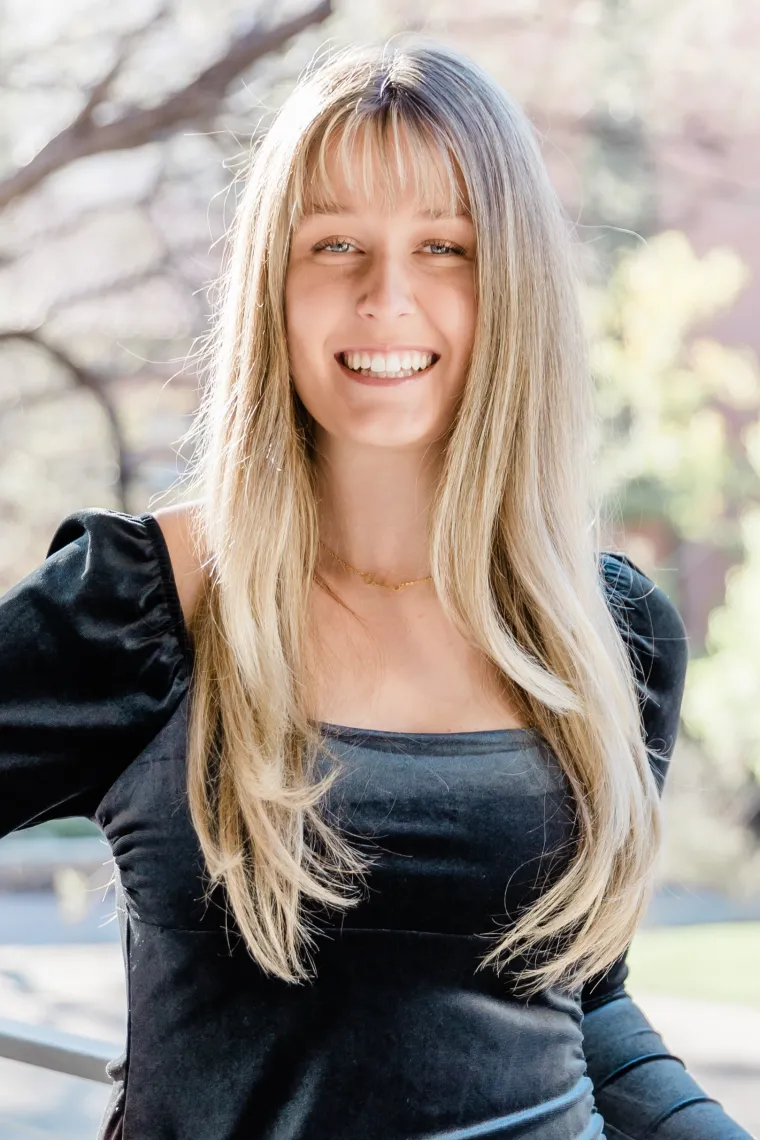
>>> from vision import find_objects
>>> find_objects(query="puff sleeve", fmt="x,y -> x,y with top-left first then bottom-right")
0,508 -> 191,838
581,552 -> 752,1138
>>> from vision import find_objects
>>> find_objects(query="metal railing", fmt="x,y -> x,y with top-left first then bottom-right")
0,1017 -> 119,1084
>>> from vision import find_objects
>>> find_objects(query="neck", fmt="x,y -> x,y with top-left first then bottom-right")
314,432 -> 443,582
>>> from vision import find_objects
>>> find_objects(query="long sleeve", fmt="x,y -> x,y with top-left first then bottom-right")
0,507 -> 191,838
581,552 -> 752,1139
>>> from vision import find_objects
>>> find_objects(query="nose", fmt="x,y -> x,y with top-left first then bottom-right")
355,250 -> 415,321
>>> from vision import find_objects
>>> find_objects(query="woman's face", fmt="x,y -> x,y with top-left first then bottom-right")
285,132 -> 477,452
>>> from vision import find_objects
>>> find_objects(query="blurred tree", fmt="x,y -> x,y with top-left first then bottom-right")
585,229 -> 760,890
0,2 -> 334,209
581,0 -> 658,276
587,230 -> 760,549
681,505 -> 760,886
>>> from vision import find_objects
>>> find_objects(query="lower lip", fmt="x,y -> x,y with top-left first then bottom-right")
336,356 -> 437,387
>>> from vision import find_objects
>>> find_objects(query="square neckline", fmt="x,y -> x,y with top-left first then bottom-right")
143,511 -> 541,746
317,720 -> 541,744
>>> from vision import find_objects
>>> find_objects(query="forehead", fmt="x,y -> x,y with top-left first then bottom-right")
297,116 -> 470,220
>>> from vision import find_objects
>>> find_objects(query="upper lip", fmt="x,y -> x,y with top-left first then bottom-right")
335,347 -> 439,356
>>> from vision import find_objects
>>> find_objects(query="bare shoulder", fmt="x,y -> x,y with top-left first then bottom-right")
152,500 -> 208,629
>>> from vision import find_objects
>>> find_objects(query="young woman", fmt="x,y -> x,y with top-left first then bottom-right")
0,39 -> 750,1140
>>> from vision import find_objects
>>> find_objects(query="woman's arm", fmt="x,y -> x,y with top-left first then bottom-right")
582,954 -> 753,1139
586,553 -> 753,1138
0,508 -> 190,837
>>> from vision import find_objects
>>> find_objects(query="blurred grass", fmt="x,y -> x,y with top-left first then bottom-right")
13,819 -> 101,839
627,922 -> 760,1006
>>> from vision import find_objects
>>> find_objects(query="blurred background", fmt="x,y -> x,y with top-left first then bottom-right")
1,0 -> 759,1135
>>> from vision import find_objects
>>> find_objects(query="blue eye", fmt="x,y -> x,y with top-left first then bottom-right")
423,241 -> 466,255
313,239 -> 354,253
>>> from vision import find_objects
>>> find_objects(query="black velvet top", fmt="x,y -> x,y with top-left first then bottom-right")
0,508 -> 752,1140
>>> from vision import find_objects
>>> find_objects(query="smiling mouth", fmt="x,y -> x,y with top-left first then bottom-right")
336,351 -> 440,380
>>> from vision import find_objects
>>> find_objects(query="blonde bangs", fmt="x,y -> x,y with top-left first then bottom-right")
290,102 -> 468,228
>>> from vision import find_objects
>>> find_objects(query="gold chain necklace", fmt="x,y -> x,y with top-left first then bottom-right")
318,540 -> 433,592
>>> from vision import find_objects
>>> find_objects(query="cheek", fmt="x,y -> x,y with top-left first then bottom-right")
284,270 -> 310,352
285,305 -> 319,396
284,270 -> 336,421
436,279 -> 477,361
285,268 -> 340,363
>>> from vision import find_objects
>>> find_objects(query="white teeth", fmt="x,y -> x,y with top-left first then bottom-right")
341,351 -> 435,374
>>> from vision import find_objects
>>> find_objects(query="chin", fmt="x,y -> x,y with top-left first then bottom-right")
331,403 -> 448,444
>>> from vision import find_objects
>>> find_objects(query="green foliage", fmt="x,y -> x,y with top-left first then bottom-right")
587,231 -> 760,872
585,230 -> 760,544
682,505 -> 760,789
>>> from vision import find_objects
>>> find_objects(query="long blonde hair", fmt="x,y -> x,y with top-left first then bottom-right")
178,38 -> 664,998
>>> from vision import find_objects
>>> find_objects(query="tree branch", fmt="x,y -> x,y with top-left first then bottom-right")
0,330 -> 130,508
0,1 -> 332,210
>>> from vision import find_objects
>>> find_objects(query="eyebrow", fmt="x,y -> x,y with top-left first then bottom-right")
303,203 -> 471,220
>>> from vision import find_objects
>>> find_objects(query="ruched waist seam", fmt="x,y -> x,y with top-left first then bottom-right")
414,1074 -> 600,1139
